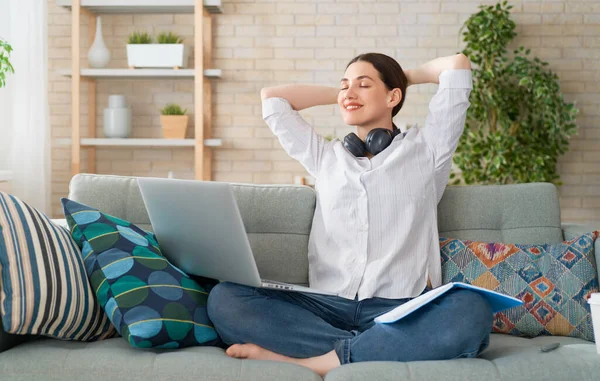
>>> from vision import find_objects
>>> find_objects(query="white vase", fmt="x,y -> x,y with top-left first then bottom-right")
88,16 -> 111,68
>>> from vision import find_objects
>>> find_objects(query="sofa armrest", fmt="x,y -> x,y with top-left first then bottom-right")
561,222 -> 600,279
561,222 -> 599,239
51,218 -> 68,229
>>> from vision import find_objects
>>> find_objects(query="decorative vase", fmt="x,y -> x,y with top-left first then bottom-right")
88,16 -> 111,68
160,115 -> 188,139
104,95 -> 132,138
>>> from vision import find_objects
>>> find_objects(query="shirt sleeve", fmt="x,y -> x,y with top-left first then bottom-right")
419,69 -> 472,203
262,97 -> 329,178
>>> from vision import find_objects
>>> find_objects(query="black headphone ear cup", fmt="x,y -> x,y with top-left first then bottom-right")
343,133 -> 367,157
365,129 -> 393,156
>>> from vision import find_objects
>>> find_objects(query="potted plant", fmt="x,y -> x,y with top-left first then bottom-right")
451,1 -> 578,185
126,31 -> 189,69
160,104 -> 188,139
0,38 -> 14,88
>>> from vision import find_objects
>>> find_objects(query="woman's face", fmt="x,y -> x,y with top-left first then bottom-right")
337,61 -> 398,129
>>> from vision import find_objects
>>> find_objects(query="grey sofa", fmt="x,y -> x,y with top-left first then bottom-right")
1,173 -> 599,381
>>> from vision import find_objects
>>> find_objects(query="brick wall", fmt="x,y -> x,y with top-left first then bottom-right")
48,0 -> 600,224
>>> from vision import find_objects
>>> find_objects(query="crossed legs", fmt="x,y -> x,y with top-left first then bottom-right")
207,282 -> 493,376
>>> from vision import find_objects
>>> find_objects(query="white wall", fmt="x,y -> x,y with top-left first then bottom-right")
0,0 -> 13,171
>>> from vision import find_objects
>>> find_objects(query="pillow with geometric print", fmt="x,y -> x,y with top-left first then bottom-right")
440,231 -> 599,342
62,198 -> 219,349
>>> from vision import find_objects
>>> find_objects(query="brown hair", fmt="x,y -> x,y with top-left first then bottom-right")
346,53 -> 408,131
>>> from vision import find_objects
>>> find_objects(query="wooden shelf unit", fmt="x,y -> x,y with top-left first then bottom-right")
55,138 -> 222,147
58,68 -> 222,79
60,0 -> 221,181
57,0 -> 223,14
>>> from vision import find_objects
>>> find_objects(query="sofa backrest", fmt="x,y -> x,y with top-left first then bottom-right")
68,174 -> 564,286
438,182 -> 563,244
68,174 -> 315,285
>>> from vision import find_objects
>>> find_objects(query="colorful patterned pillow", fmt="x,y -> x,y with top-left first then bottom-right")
0,192 -> 115,340
440,231 -> 599,342
61,198 -> 219,349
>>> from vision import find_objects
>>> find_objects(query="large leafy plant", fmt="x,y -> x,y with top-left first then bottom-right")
451,1 -> 578,185
0,38 -> 14,88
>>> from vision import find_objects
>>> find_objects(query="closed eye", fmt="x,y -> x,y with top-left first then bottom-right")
340,86 -> 370,90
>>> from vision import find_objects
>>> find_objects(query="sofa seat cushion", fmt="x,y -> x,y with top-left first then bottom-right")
0,338 -> 321,381
324,334 -> 599,381
0,335 -> 596,381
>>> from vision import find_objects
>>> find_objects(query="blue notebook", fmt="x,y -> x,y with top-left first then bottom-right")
374,282 -> 524,324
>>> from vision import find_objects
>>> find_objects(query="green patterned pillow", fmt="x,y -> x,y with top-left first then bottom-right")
61,198 -> 219,349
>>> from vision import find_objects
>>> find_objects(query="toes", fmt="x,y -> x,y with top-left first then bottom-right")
227,344 -> 252,359
226,344 -> 242,358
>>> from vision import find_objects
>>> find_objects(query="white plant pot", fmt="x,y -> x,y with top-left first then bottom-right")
126,44 -> 190,69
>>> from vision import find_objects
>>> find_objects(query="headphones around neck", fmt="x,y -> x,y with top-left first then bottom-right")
343,128 -> 403,157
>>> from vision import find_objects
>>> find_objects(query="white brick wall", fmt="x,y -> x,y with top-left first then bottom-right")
48,0 -> 600,225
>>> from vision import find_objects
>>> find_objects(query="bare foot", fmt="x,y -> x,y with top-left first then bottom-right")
226,343 -> 289,362
225,344 -> 341,377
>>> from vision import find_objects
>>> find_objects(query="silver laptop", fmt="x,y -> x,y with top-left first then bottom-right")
136,177 -> 337,296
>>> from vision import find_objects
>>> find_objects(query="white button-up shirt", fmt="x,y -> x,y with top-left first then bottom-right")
262,70 -> 473,300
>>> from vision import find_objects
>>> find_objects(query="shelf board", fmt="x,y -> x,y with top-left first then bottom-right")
55,138 -> 222,147
0,170 -> 12,182
58,68 -> 221,79
56,0 -> 223,14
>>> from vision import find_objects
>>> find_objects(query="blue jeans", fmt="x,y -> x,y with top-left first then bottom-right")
207,282 -> 493,365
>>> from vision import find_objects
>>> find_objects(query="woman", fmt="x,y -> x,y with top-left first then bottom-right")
207,53 -> 493,376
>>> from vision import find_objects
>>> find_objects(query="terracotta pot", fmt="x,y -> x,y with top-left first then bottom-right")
160,115 -> 188,139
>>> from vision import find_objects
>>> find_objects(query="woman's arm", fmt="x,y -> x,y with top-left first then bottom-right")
404,53 -> 471,86
261,85 -> 339,112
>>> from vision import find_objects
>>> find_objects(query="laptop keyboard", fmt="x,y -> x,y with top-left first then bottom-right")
262,279 -> 286,285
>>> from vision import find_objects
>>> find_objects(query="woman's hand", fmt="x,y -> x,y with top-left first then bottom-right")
404,54 -> 471,86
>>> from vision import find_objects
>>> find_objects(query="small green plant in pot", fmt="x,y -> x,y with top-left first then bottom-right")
126,31 -> 189,69
157,32 -> 184,44
160,104 -> 188,139
0,38 -> 14,88
451,1 -> 578,186
127,31 -> 153,45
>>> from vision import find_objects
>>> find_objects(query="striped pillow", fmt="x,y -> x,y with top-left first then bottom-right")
0,192 -> 116,340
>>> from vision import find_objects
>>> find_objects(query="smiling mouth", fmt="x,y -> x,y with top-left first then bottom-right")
345,105 -> 363,112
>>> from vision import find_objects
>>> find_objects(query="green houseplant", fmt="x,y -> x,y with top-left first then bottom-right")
160,104 -> 188,139
0,38 -> 14,88
127,31 -> 153,44
157,32 -> 184,44
126,31 -> 189,69
451,1 -> 578,185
